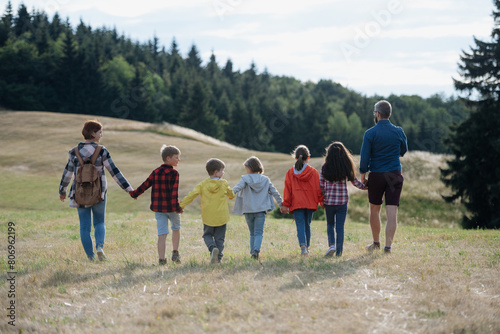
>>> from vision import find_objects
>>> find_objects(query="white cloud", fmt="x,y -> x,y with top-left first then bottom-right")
9,0 -> 211,17
403,0 -> 457,10
382,20 -> 492,39
209,0 -> 339,18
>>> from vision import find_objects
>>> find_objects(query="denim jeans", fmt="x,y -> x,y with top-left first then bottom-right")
77,197 -> 106,259
325,204 -> 348,256
293,208 -> 314,248
244,212 -> 266,254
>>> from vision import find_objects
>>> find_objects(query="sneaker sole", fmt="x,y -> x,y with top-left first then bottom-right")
324,249 -> 336,257
211,248 -> 219,264
365,244 -> 380,252
97,250 -> 106,261
172,251 -> 181,264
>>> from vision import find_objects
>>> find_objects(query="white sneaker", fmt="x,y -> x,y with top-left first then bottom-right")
324,246 -> 336,257
96,246 -> 107,261
211,248 -> 219,264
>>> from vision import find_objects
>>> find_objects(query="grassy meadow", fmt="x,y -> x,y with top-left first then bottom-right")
0,111 -> 499,333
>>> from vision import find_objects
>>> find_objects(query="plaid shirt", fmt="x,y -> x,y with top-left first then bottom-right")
59,142 -> 133,208
130,164 -> 182,213
320,172 -> 366,206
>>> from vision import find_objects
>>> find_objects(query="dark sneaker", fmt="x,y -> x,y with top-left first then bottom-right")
251,251 -> 260,260
171,250 -> 181,264
301,247 -> 309,256
211,248 -> 219,264
96,247 -> 107,261
365,242 -> 381,252
159,259 -> 167,266
384,247 -> 391,254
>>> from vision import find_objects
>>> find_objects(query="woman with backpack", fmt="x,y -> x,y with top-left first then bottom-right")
59,120 -> 133,261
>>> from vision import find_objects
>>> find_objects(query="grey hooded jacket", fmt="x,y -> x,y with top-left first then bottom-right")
232,174 -> 283,215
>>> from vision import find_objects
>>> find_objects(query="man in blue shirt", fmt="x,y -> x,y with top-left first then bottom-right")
359,100 -> 407,254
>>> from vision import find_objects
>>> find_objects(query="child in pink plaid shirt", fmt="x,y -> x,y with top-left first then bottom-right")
320,142 -> 367,257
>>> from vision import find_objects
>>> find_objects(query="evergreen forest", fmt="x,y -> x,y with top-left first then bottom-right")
0,2 -> 470,156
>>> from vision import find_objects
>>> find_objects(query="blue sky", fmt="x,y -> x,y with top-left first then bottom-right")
4,0 -> 494,98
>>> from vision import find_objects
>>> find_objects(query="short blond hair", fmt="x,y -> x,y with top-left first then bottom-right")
161,145 -> 180,162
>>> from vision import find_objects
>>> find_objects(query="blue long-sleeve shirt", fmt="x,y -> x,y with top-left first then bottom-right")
359,120 -> 408,174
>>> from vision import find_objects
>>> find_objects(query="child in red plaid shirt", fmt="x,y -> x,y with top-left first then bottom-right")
130,145 -> 183,265
320,142 -> 366,257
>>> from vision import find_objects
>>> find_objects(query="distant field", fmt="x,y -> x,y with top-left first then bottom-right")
1,111 -> 498,333
0,111 -> 463,227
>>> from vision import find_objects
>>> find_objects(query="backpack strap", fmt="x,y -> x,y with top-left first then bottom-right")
74,146 -> 85,166
74,145 -> 102,166
90,145 -> 102,165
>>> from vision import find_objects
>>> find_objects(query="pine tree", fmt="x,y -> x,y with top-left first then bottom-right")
178,80 -> 222,139
186,44 -> 202,71
13,3 -> 31,37
222,59 -> 235,83
206,52 -> 219,79
33,12 -> 50,54
441,0 -> 500,229
0,1 -> 13,46
57,30 -> 81,113
49,13 -> 63,39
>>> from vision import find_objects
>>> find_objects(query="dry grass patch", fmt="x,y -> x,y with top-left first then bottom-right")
1,212 -> 499,333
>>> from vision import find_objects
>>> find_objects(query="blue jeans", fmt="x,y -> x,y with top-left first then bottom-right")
294,209 -> 314,248
325,204 -> 348,256
77,197 -> 106,259
244,212 -> 266,254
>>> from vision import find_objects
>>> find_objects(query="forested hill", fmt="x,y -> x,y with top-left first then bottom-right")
0,2 -> 469,155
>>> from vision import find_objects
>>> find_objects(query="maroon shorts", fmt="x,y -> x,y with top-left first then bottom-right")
367,171 -> 404,206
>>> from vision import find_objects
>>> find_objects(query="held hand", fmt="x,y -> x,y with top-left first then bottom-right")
361,173 -> 368,185
129,192 -> 137,200
177,208 -> 184,214
320,202 -> 325,209
59,194 -> 66,202
280,206 -> 289,214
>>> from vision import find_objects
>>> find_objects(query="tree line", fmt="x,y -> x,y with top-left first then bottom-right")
440,0 -> 500,229
0,2 -> 469,156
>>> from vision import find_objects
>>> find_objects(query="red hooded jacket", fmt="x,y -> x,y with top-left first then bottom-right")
282,165 -> 324,213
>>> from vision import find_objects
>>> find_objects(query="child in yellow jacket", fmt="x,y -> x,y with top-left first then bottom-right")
180,158 -> 235,263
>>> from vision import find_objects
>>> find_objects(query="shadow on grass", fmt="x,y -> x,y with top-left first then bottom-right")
41,252 -> 378,292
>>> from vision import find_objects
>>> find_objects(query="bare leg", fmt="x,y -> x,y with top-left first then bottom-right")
385,205 -> 398,247
172,229 -> 180,251
369,204 -> 382,243
158,234 -> 168,260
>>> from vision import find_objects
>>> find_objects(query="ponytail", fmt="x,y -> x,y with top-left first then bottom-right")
292,145 -> 310,171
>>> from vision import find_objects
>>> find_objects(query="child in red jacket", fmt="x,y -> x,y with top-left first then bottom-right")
281,145 -> 324,256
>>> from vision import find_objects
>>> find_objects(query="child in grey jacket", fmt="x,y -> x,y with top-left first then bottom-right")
233,156 -> 283,260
